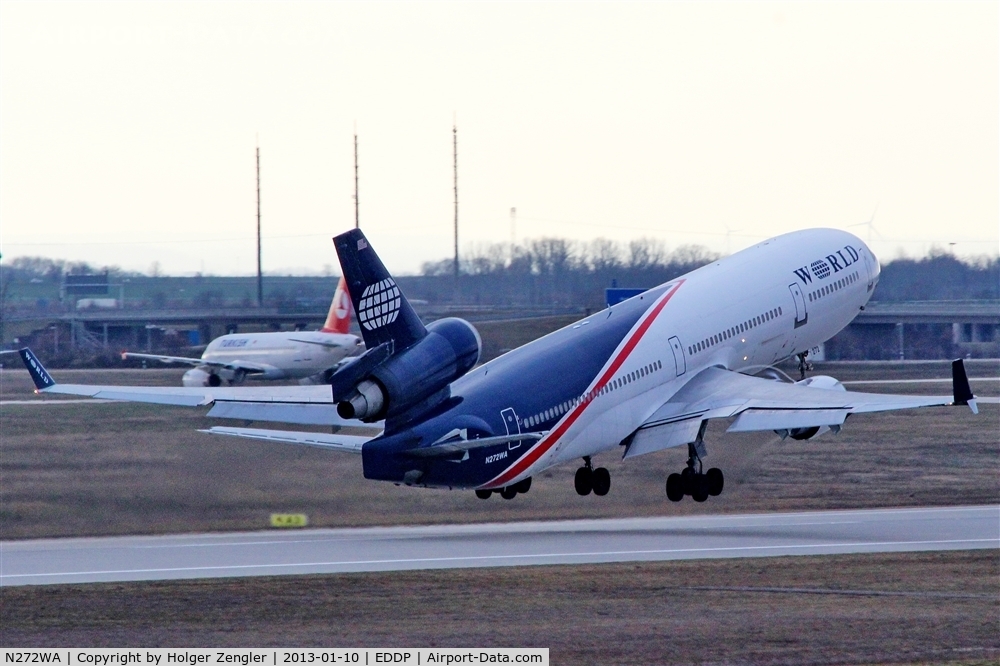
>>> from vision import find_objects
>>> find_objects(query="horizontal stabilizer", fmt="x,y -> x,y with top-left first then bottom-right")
200,426 -> 372,452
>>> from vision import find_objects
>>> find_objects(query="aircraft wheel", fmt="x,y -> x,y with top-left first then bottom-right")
680,467 -> 696,495
500,486 -> 518,500
475,489 -> 492,500
691,475 -> 709,503
513,477 -> 532,494
574,467 -> 593,496
592,467 -> 611,496
706,468 -> 724,496
666,473 -> 684,502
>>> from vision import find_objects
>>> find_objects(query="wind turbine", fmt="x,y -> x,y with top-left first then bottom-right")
849,204 -> 883,243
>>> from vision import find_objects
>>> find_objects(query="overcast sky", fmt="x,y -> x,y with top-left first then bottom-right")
2,2 -> 997,276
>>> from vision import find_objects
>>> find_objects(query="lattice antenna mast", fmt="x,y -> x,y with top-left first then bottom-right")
453,121 -> 459,284
354,125 -> 360,229
510,207 -> 517,263
256,141 -> 263,308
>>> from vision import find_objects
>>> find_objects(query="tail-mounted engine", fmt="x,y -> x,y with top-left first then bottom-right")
337,317 -> 481,422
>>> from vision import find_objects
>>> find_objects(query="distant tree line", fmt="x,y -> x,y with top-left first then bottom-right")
2,241 -> 997,314
407,238 -> 721,309
406,239 -> 999,308
870,249 -> 999,301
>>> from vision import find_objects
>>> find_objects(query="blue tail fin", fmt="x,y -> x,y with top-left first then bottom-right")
334,229 -> 427,351
18,348 -> 56,390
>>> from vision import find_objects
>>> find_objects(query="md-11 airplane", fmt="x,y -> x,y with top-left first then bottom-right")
122,277 -> 363,386
17,227 -> 976,502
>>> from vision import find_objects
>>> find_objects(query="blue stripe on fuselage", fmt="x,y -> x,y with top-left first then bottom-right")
361,285 -> 669,488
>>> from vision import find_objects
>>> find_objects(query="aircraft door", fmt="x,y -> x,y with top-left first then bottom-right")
501,407 -> 522,449
788,284 -> 808,329
668,336 -> 686,376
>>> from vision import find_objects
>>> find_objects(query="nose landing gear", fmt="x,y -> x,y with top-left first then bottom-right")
574,456 -> 611,496
666,428 -> 724,503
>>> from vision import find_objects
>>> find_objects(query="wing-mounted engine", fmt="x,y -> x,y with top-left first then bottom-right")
782,374 -> 847,440
794,375 -> 846,392
183,368 -> 219,387
337,317 -> 481,422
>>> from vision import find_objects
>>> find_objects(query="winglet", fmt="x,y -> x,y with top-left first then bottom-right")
18,348 -> 56,391
952,358 -> 977,414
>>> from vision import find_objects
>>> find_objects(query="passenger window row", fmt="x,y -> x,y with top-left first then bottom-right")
522,360 -> 664,428
688,306 -> 784,356
808,270 -> 859,302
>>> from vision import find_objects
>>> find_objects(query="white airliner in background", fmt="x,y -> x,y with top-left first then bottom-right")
124,277 -> 363,387
18,228 -> 977,501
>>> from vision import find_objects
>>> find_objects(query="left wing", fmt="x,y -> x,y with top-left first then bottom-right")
624,360 -> 976,458
16,347 -> 377,428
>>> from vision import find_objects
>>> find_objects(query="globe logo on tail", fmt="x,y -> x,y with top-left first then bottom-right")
358,278 -> 401,331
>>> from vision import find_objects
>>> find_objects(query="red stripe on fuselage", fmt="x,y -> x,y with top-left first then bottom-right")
483,280 -> 684,489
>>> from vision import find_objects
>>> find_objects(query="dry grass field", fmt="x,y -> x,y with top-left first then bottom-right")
1,357 -> 997,661
2,551 -> 997,663
0,361 -> 996,540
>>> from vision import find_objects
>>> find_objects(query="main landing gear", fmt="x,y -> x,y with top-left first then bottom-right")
575,456 -> 611,496
476,476 -> 531,500
666,428 -> 724,503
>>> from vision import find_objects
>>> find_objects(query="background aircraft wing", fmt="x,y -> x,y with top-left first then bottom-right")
286,332 -> 363,350
121,351 -> 270,375
199,426 -> 372,453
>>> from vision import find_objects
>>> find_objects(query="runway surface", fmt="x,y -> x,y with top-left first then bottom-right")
1,505 -> 996,586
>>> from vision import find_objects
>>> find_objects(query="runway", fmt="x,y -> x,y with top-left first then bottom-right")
1,505 -> 996,586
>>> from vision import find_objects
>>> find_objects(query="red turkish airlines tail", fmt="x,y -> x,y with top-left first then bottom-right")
321,276 -> 353,334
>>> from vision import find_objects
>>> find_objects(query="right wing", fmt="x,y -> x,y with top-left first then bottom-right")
624,360 -> 976,458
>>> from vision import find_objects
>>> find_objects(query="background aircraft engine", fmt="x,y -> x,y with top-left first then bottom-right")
182,368 -> 221,387
338,317 -> 481,421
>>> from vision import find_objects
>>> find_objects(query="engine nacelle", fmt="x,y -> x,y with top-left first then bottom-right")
794,375 -> 846,392
183,368 -> 223,387
779,376 -> 847,440
338,317 -> 481,421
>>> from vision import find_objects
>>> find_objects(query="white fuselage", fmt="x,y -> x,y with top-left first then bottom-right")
189,331 -> 362,383
501,228 -> 880,481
